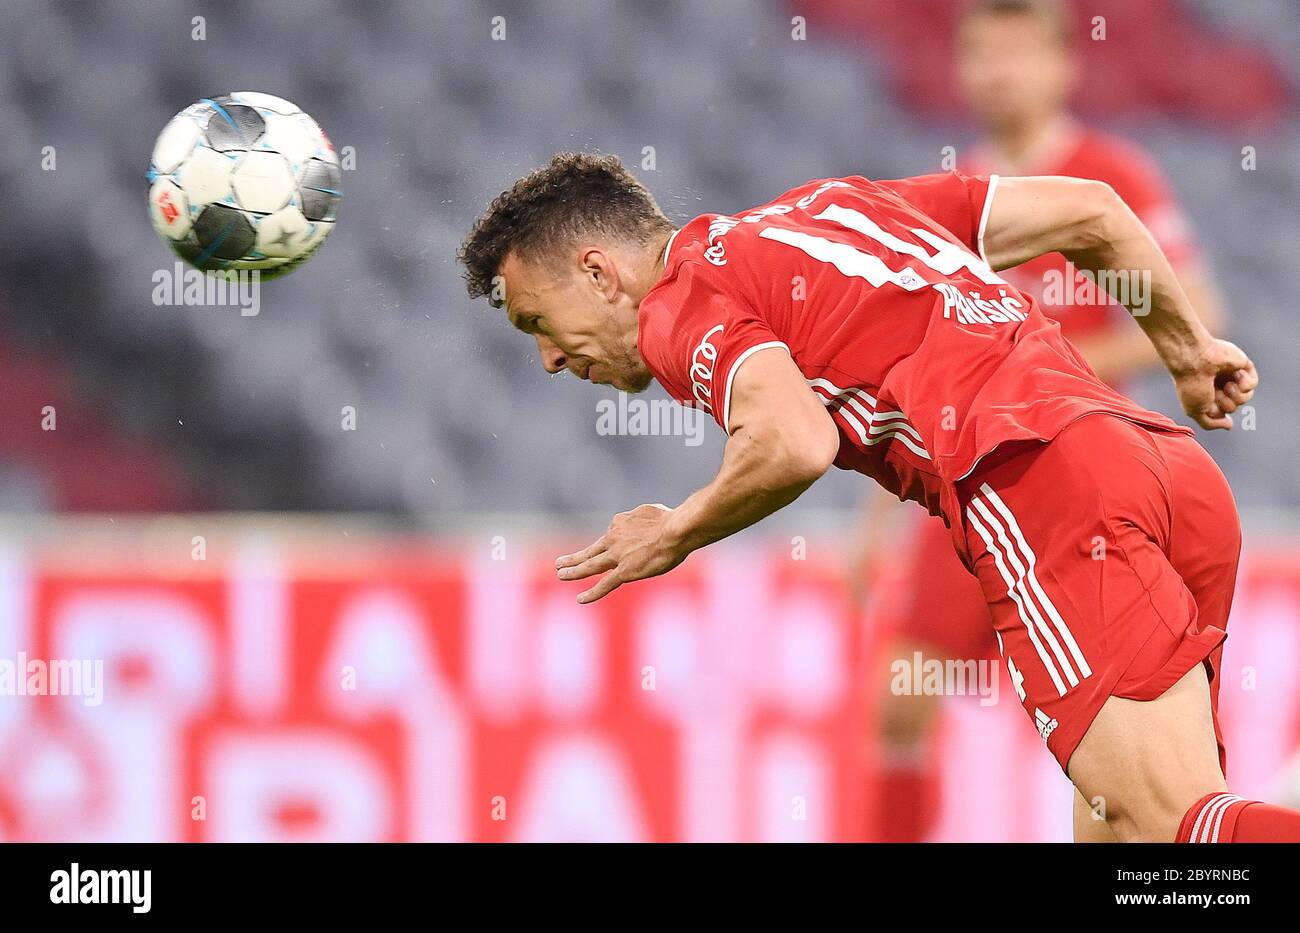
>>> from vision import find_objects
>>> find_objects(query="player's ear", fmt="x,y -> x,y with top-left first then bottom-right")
580,247 -> 620,301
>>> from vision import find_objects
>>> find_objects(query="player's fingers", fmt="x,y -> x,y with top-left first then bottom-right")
557,552 -> 618,581
1214,390 -> 1238,415
1221,381 -> 1249,406
1227,364 -> 1258,394
577,571 -> 624,605
1199,410 -> 1232,430
555,537 -> 608,569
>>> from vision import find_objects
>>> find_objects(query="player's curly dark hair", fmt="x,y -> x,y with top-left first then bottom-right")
458,152 -> 674,306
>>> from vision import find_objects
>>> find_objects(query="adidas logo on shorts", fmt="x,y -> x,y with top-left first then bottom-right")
1035,708 -> 1059,742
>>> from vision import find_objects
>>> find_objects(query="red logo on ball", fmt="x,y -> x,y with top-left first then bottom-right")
158,190 -> 179,225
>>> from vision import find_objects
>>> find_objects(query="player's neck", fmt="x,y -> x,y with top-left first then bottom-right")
986,113 -> 1075,174
654,229 -> 677,277
631,229 -> 678,307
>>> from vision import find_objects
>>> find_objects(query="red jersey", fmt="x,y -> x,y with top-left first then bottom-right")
966,123 -> 1201,343
637,171 -> 1192,524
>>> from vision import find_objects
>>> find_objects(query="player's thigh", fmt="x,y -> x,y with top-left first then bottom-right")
1067,663 -> 1226,842
958,468 -> 1113,771
876,638 -> 947,746
957,416 -> 1227,780
876,524 -> 994,745
1073,788 -> 1117,843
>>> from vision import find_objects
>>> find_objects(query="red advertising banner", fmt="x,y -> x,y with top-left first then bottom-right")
0,539 -> 1297,842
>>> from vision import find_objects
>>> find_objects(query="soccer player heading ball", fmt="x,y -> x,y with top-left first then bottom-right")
458,152 -> 1291,842
853,0 -> 1229,844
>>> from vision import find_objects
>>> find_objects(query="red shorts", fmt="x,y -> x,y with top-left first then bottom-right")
953,414 -> 1241,775
894,515 -> 997,661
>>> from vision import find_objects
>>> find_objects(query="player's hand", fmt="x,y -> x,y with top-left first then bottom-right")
1169,338 -> 1258,431
555,503 -> 688,604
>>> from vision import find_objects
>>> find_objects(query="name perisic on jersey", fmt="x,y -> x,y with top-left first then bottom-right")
932,282 -> 1028,326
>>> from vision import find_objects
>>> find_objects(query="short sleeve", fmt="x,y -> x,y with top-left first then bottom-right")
639,260 -> 789,433
871,171 -> 998,259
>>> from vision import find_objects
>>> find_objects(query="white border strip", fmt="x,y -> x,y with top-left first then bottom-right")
977,173 -> 1001,266
661,229 -> 681,265
722,342 -> 790,432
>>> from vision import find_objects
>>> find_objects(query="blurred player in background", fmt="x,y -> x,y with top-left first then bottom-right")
851,0 -> 1227,842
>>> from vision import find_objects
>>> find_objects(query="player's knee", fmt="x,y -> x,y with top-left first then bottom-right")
1104,787 -> 1220,843
878,690 -> 940,747
1107,810 -> 1177,843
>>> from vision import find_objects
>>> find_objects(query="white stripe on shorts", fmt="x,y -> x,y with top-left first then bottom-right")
965,483 -> 1092,696
965,504 -> 1069,696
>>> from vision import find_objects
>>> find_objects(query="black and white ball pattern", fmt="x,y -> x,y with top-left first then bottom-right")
147,92 -> 341,279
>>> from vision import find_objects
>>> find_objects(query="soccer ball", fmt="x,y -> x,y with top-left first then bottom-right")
147,92 -> 341,279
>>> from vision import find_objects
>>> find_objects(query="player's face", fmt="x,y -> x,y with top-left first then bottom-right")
956,13 -> 1076,132
500,251 -> 653,393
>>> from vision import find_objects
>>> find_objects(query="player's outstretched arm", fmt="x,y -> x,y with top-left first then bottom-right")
980,176 -> 1257,430
555,347 -> 839,603
982,176 -> 1258,434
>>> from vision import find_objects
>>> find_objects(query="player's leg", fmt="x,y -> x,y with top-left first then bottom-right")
1068,663 -> 1225,841
1154,430 -> 1300,842
1071,660 -> 1300,842
1070,430 -> 1300,842
1072,787 -> 1118,843
878,640 -> 947,748
1067,425 -> 1238,841
955,416 -> 1235,840
873,520 -> 994,841
875,638 -> 945,842
958,416 -> 1300,842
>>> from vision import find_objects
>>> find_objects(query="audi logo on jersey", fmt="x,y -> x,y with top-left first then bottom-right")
689,324 -> 724,413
